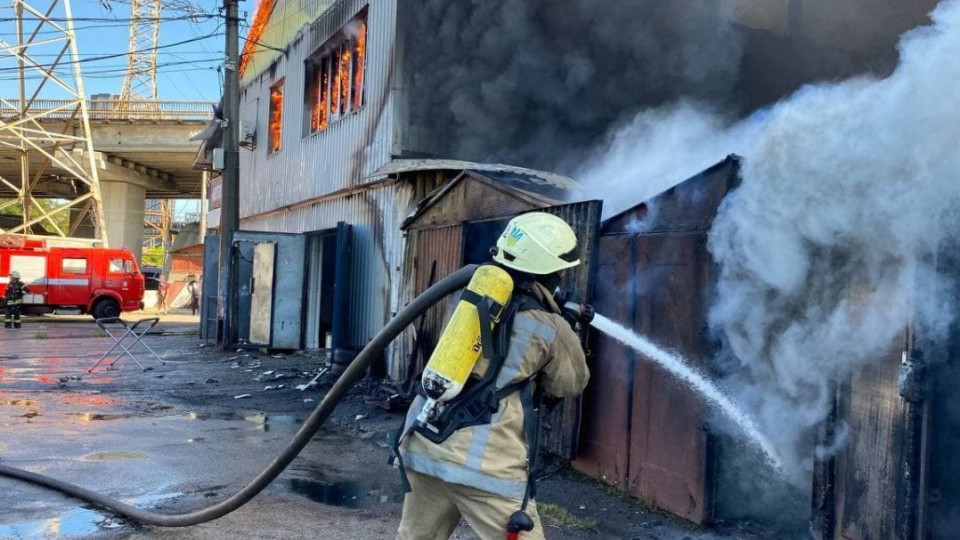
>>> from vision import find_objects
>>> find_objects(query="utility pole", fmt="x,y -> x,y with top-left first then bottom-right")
200,170 -> 208,244
218,0 -> 241,346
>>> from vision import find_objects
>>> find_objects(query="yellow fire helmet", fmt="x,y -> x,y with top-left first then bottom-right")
492,212 -> 580,275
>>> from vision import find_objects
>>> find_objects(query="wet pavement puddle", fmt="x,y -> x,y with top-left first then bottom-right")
67,412 -> 142,422
0,491 -> 185,538
0,507 -> 106,538
184,411 -> 303,432
288,478 -> 403,508
82,451 -> 150,461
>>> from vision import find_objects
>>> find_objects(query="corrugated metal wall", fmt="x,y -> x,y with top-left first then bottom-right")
830,337 -> 919,540
236,0 -> 409,366
395,174 -> 563,381
243,182 -> 413,355
238,0 -> 398,218
394,225 -> 463,381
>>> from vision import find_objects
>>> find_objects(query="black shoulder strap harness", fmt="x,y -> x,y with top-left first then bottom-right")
389,280 -> 548,506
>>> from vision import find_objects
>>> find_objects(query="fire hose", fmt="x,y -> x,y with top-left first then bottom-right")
0,264 -> 477,527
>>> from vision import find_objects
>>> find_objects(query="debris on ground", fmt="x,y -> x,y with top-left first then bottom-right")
234,394 -> 251,399
364,382 -> 413,412
296,367 -> 330,391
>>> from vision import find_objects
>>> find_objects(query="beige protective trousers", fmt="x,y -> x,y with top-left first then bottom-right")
396,470 -> 545,540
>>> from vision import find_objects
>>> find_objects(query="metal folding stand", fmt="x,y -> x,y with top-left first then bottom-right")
88,317 -> 165,373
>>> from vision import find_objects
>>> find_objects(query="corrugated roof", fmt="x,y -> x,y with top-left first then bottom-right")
401,169 -> 562,229
372,159 -> 579,191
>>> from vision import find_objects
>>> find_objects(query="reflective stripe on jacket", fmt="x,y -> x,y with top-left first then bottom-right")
400,282 -> 589,498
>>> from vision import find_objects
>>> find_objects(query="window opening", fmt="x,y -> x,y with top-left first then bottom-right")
268,79 -> 285,153
305,10 -> 368,135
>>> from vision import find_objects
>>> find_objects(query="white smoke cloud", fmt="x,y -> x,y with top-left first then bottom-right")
708,0 -> 960,481
574,101 -> 767,219
577,0 -> 960,491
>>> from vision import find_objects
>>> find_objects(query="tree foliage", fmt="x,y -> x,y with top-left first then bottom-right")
141,246 -> 164,268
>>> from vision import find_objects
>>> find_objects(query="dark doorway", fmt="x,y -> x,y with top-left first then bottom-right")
303,222 -> 352,351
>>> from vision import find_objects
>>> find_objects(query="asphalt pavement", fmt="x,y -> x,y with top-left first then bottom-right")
0,312 -> 765,540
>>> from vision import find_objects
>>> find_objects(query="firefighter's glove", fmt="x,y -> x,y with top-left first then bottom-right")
579,304 -> 595,325
561,302 -> 595,331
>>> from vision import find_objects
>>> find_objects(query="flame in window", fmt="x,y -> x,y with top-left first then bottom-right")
353,19 -> 366,110
311,58 -> 330,131
330,49 -> 341,117
339,44 -> 352,115
306,10 -> 367,133
269,82 -> 283,153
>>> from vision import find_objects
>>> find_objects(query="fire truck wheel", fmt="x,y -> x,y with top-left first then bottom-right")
92,298 -> 120,320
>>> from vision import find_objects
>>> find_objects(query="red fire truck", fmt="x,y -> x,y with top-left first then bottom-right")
0,235 -> 145,319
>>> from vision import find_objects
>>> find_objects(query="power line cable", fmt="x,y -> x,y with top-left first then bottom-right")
0,14 -> 221,23
0,14 -> 220,37
0,30 -> 224,72
0,58 -> 223,81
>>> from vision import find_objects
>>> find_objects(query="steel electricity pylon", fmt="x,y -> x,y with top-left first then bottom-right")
118,0 -> 162,104
0,0 -> 108,242
115,0 -> 203,105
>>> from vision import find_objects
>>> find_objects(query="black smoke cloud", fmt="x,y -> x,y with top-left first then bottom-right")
400,0 -> 743,172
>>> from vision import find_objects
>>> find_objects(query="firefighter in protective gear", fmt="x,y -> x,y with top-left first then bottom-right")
396,213 -> 590,540
4,270 -> 30,329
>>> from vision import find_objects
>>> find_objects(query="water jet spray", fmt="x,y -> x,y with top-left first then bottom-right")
590,313 -> 783,470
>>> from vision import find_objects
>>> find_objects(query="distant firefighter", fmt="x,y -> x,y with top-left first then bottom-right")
4,270 -> 30,329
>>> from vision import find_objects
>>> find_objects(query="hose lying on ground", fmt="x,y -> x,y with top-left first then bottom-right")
0,265 -> 477,527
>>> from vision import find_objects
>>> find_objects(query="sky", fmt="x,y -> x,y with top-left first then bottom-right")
0,0 -> 259,221
0,0 -> 255,101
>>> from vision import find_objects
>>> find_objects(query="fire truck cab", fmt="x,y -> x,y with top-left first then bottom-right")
0,236 -> 145,319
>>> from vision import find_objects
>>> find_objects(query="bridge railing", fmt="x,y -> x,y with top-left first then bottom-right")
0,99 -> 216,122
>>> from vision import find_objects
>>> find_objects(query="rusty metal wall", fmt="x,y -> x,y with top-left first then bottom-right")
571,157 -> 741,524
394,225 -> 463,382
238,0 -> 398,218
574,231 -> 713,523
630,233 -> 712,523
396,175 -> 560,376
572,234 -> 634,489
399,198 -> 602,459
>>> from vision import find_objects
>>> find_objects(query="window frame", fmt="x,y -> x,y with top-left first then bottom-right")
268,77 -> 285,154
303,9 -> 368,137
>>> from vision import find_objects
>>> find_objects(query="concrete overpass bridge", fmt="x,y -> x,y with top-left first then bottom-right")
0,99 -> 214,259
